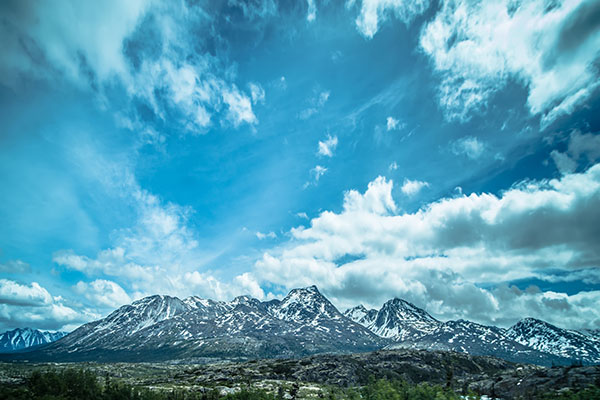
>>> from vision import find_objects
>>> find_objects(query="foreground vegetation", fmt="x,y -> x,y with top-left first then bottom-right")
1,368 -> 599,400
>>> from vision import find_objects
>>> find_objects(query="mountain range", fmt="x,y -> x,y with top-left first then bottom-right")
0,328 -> 67,352
4,285 -> 600,366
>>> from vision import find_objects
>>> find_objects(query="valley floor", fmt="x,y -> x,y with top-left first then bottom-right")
0,349 -> 599,399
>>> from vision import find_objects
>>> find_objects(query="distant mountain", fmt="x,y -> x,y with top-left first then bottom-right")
506,318 -> 600,364
0,328 -> 67,352
3,287 -> 597,366
388,319 -> 569,365
345,298 -> 440,341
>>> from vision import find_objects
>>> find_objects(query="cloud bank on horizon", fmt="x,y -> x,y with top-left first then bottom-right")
0,0 -> 599,332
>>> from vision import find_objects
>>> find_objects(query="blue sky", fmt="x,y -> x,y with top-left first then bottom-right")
1,0 -> 600,332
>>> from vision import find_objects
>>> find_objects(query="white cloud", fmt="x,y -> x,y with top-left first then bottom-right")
0,279 -> 92,331
389,161 -> 399,171
75,279 -> 131,309
568,131 -> 600,162
420,0 -> 600,125
234,272 -> 265,299
222,87 -> 258,126
551,150 -> 577,175
296,212 -> 309,219
550,130 -> 600,174
386,116 -> 405,131
341,176 -> 397,215
256,231 -> 277,240
249,82 -> 266,104
49,149 -> 235,303
307,0 -> 317,22
304,165 -> 328,188
354,0 -> 430,38
318,135 -> 339,157
400,178 -> 429,196
0,1 -> 260,134
0,0 -> 149,88
0,260 -> 31,274
0,279 -> 52,307
312,165 -> 327,182
317,91 -> 330,106
451,136 -> 486,159
254,163 -> 600,329
299,90 -> 330,120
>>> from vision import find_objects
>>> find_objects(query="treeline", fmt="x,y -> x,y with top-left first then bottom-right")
1,368 -> 599,400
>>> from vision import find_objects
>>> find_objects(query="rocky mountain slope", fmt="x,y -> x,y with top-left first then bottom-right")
506,317 -> 600,364
4,286 -> 599,366
0,328 -> 67,352
388,319 -> 569,365
345,298 -> 441,341
16,286 -> 385,362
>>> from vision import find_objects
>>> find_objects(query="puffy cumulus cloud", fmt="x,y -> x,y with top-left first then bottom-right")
353,0 -> 431,38
341,176 -> 397,215
0,279 -> 52,307
317,135 -> 339,157
234,272 -> 266,299
75,279 -> 131,309
400,178 -> 429,196
451,136 -> 486,160
420,0 -> 600,125
254,164 -> 600,329
0,0 -> 260,135
0,259 -> 31,274
0,279 -> 92,331
550,130 -> 600,174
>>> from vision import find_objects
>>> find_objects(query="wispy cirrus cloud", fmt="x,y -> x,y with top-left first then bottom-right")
352,0 -> 431,38
0,0 -> 261,139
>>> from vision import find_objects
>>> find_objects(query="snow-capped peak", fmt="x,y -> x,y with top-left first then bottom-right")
506,317 -> 600,364
357,298 -> 440,341
95,294 -> 189,335
344,305 -> 378,325
273,285 -> 341,323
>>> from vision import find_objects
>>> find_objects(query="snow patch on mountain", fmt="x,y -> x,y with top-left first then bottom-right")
0,328 -> 67,352
506,318 -> 600,364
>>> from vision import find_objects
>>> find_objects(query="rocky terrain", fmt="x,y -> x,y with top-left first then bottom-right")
1,349 -> 598,399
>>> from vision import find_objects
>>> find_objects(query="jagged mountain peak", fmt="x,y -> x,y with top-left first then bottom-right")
230,295 -> 263,308
273,285 -> 341,323
379,298 -> 438,322
506,317 -> 600,363
345,297 -> 440,342
0,328 -> 67,352
344,305 -> 378,326
347,304 -> 368,313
